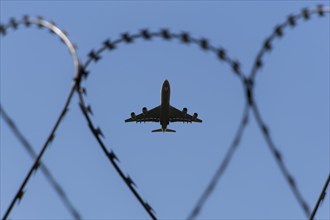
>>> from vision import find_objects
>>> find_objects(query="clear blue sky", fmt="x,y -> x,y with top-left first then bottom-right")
1,1 -> 329,219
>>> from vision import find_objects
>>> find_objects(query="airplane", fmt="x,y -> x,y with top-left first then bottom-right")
125,80 -> 202,132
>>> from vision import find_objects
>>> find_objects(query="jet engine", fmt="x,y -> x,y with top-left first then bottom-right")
192,113 -> 198,119
182,107 -> 188,115
131,112 -> 136,119
142,107 -> 148,115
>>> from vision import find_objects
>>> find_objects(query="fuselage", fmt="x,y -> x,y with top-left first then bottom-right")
160,80 -> 170,130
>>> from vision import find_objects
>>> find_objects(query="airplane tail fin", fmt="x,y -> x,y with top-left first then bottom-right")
152,128 -> 176,133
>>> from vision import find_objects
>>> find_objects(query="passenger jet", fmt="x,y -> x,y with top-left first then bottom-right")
125,80 -> 202,132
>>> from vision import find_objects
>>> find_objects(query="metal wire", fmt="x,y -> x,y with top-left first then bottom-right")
187,102 -> 250,219
0,16 -> 81,220
248,5 -> 330,218
1,4 -> 329,220
310,174 -> 330,220
77,28 -> 248,220
0,106 -> 81,219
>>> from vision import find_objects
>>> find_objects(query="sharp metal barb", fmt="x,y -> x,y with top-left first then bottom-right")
274,25 -> 283,37
122,33 -> 133,43
231,61 -> 241,75
36,16 -> 44,28
88,50 -> 101,62
141,29 -> 152,40
145,202 -> 155,214
302,9 -> 310,20
81,87 -> 87,95
317,5 -> 325,16
86,105 -> 93,115
217,48 -> 227,60
49,133 -> 55,143
103,39 -> 116,50
22,15 -> 31,26
255,59 -> 263,69
126,176 -> 137,188
160,29 -> 171,40
0,24 -> 6,35
287,15 -> 297,27
310,174 -> 330,220
9,18 -> 18,29
95,127 -> 104,138
263,38 -> 272,51
17,190 -> 25,202
180,32 -> 191,43
108,150 -> 120,162
199,38 -> 209,50
33,161 -> 41,173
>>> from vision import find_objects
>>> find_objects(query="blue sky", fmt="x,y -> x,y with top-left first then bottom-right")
1,1 -> 329,219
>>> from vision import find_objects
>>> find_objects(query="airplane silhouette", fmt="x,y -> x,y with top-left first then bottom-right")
125,80 -> 202,132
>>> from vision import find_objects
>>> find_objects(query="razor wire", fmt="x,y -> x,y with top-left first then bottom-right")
247,5 -> 330,218
77,5 -> 329,219
250,5 -> 330,81
187,102 -> 250,219
77,28 -> 248,220
0,16 -> 81,220
0,106 -> 81,219
1,4 -> 329,220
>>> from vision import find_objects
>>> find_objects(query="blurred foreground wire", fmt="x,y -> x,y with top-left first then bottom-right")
187,103 -> 250,219
1,4 -> 329,220
248,5 -> 330,218
0,105 -> 81,219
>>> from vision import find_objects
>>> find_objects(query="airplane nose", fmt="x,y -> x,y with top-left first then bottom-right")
163,80 -> 170,91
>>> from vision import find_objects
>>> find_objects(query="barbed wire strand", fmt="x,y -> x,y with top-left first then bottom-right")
251,102 -> 311,216
250,5 -> 330,82
248,5 -> 330,218
187,102 -> 249,219
1,16 -> 81,220
77,96 -> 157,220
189,5 -> 330,219
77,29 -> 247,219
310,174 -> 330,220
1,5 -> 328,220
0,105 -> 81,219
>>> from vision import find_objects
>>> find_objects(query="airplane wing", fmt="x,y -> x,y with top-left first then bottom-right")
125,106 -> 161,123
169,106 -> 202,123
